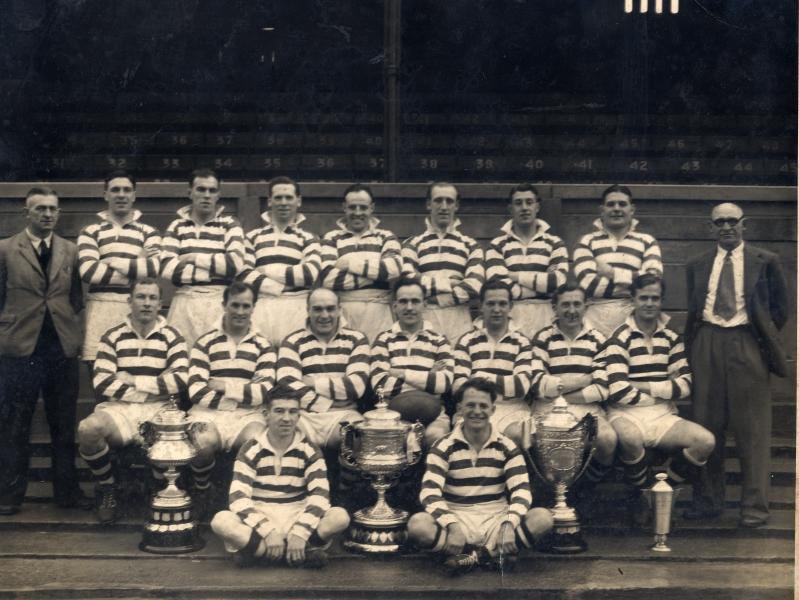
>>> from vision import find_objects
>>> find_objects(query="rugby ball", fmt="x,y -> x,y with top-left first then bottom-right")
389,390 -> 442,426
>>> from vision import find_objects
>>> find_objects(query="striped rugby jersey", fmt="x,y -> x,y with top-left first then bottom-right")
604,315 -> 692,407
277,325 -> 370,413
93,316 -> 188,402
241,213 -> 321,297
485,219 -> 568,301
453,322 -> 533,401
188,324 -> 276,410
160,205 -> 247,287
320,217 -> 402,291
421,424 -> 532,529
78,210 -> 161,293
370,321 -> 453,398
573,218 -> 662,299
401,219 -> 484,307
230,430 -> 329,542
530,322 -> 608,403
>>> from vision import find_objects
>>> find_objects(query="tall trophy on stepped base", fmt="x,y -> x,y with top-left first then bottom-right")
340,387 -> 424,553
524,397 -> 596,554
139,399 -> 204,554
645,472 -> 679,552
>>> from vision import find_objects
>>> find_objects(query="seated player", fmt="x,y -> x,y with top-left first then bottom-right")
187,282 -> 277,514
210,386 -> 350,568
277,288 -> 368,451
530,282 -> 618,496
77,278 -> 188,524
407,378 -> 554,575
452,277 -> 533,447
604,273 -> 715,516
370,276 -> 454,446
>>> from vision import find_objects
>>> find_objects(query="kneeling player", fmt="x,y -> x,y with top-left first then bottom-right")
407,378 -> 553,575
604,274 -> 715,513
187,282 -> 276,513
210,386 -> 350,568
78,278 -> 188,523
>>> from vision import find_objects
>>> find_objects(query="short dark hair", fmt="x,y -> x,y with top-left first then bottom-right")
508,183 -> 540,203
392,275 -> 425,299
268,176 -> 300,197
189,168 -> 220,188
454,377 -> 498,405
104,170 -> 136,190
130,277 -> 162,298
223,281 -> 257,305
551,282 -> 586,306
25,186 -> 58,200
426,181 -> 458,201
630,272 -> 665,297
480,276 -> 513,303
343,182 -> 374,203
601,184 -> 633,204
264,383 -> 303,410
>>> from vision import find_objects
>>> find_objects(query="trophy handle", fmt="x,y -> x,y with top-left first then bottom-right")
139,421 -> 157,449
339,421 -> 358,469
406,421 -> 425,466
572,414 -> 598,484
522,416 -> 549,483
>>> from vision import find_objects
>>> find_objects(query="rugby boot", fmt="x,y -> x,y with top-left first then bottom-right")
442,549 -> 480,576
96,484 -> 118,524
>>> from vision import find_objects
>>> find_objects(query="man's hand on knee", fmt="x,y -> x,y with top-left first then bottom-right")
285,533 -> 306,566
264,530 -> 287,562
493,522 -> 518,556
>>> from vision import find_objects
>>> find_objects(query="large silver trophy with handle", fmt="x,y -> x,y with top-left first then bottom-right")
138,398 -> 204,554
523,397 -> 597,554
340,387 -> 425,553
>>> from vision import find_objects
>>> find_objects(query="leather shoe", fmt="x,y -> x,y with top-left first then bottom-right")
56,491 -> 94,511
0,504 -> 20,516
682,507 -> 722,521
739,515 -> 767,528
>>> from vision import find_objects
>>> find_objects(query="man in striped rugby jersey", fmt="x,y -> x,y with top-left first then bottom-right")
530,282 -> 618,496
604,274 -> 715,522
371,276 -> 454,447
187,282 -> 277,515
485,183 -> 568,338
77,171 -> 161,383
319,183 -> 402,341
210,386 -> 350,568
160,169 -> 247,350
277,288 -> 368,452
77,278 -> 188,523
407,378 -> 553,575
452,277 -> 533,447
401,182 -> 484,343
240,176 -> 322,345
572,185 -> 663,338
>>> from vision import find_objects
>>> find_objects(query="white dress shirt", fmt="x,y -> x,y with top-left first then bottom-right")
702,242 -> 748,327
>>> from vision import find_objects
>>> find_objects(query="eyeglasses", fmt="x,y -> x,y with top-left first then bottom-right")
712,217 -> 742,228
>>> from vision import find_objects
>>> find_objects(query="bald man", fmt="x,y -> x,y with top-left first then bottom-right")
684,202 -> 788,528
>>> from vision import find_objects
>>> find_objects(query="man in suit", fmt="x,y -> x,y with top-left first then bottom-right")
0,187 -> 92,514
684,202 -> 789,528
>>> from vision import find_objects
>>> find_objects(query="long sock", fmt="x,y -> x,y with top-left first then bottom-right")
191,459 -> 215,490
582,458 -> 612,485
667,448 -> 706,485
515,520 -> 535,549
80,446 -> 114,486
621,450 -> 650,489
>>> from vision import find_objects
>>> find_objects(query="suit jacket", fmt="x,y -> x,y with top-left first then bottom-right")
684,243 -> 789,377
0,231 -> 84,358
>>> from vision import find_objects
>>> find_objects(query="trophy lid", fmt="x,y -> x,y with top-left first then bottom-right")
539,397 -> 579,430
152,398 -> 188,427
360,386 -> 405,430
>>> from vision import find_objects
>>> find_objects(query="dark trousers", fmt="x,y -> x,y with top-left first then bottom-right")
0,337 -> 81,505
690,324 -> 771,520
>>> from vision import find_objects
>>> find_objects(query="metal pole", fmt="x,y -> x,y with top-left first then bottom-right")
383,0 -> 401,181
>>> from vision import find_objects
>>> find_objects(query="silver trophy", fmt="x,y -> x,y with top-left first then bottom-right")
340,388 -> 424,553
524,397 -> 597,554
138,399 -> 204,554
645,472 -> 679,552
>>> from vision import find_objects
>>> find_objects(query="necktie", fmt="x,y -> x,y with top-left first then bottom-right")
38,239 -> 50,272
713,251 -> 736,320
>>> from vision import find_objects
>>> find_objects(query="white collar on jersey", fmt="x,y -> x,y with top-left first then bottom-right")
500,218 -> 551,240
97,209 -> 143,226
335,216 -> 381,234
260,211 -> 307,230
424,217 -> 462,235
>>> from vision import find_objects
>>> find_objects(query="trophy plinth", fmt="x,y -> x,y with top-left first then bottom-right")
139,400 -> 204,554
525,397 -> 596,554
340,388 -> 424,553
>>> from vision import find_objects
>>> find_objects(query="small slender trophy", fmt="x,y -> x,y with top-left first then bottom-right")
524,397 -> 597,554
139,399 -> 204,554
646,473 -> 677,552
340,387 -> 425,553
